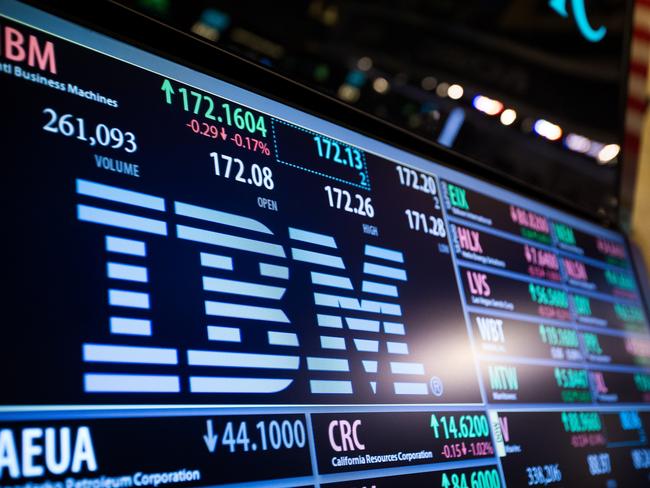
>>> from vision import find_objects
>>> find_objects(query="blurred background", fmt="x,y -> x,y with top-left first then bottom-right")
120,0 -> 650,277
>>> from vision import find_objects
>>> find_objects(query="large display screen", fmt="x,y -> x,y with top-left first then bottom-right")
2,1 -> 650,486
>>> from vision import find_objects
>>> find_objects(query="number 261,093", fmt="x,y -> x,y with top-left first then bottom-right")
42,108 -> 137,153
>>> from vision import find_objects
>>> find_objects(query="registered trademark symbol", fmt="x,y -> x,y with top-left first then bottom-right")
430,376 -> 444,397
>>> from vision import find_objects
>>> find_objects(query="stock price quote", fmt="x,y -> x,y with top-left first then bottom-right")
2,2 -> 650,487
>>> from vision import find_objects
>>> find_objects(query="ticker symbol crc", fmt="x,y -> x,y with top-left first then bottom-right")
328,420 -> 366,452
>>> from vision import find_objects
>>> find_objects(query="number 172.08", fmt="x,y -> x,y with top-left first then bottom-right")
209,152 -> 274,190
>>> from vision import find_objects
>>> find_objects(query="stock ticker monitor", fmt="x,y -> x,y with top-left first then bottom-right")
2,1 -> 650,487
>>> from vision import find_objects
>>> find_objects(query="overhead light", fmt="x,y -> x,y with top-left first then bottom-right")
586,141 -> 604,158
436,82 -> 450,97
597,143 -> 620,164
372,77 -> 390,94
421,76 -> 437,91
322,5 -> 339,26
533,119 -> 562,141
472,95 -> 503,116
448,84 -> 464,100
190,22 -> 220,41
200,8 -> 230,30
500,109 -> 517,126
313,64 -> 330,82
357,56 -> 373,71
345,70 -> 366,88
337,84 -> 360,102
565,133 -> 591,153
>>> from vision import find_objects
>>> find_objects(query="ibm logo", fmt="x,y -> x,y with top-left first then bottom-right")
74,178 -> 433,399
